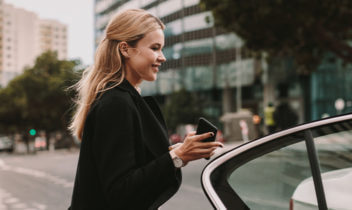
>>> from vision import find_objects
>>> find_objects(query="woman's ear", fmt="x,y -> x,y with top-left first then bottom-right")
119,42 -> 130,58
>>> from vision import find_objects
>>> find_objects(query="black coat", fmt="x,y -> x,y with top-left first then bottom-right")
69,79 -> 181,210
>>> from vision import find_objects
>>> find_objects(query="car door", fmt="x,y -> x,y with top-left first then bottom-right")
202,114 -> 352,210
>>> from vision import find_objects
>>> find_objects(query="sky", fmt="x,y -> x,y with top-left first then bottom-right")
4,0 -> 95,66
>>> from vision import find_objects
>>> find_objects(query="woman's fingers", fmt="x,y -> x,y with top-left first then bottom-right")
183,131 -> 196,143
189,132 -> 214,142
176,131 -> 224,162
186,131 -> 196,137
195,141 -> 223,148
188,147 -> 216,155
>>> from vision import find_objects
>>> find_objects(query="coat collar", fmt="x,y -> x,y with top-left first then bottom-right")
115,79 -> 141,98
115,79 -> 170,157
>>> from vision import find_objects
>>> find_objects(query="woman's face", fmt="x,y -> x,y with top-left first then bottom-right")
124,29 -> 166,85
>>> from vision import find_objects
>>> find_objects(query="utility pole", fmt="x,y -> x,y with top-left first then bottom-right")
236,47 -> 242,112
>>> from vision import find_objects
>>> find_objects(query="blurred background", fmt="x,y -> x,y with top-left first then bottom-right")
0,0 -> 351,209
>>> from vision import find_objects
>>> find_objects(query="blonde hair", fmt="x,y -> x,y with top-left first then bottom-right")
69,9 -> 165,140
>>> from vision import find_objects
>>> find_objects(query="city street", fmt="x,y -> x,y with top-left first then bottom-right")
1,0 -> 351,209
0,150 -> 77,210
1,140 -> 351,209
0,145 -> 239,210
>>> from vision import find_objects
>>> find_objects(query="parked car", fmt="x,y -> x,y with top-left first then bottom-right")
0,136 -> 14,152
201,113 -> 352,210
34,136 -> 47,151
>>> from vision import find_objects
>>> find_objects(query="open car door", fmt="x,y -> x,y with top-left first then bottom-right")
202,113 -> 352,210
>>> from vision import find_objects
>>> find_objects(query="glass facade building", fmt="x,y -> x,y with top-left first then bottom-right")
311,54 -> 352,120
94,0 -> 352,126
94,0 -> 260,121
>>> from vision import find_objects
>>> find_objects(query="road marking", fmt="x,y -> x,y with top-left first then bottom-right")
0,188 -> 48,210
0,158 -> 73,189
32,202 -> 47,210
4,197 -> 18,204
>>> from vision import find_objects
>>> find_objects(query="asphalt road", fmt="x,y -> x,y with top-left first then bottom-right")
4,141 -> 346,210
0,144 -> 238,210
0,150 -> 78,210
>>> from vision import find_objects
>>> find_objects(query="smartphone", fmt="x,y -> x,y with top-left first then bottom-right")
196,117 -> 218,142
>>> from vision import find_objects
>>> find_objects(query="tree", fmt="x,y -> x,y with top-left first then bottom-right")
0,82 -> 26,133
200,0 -> 352,73
162,89 -> 205,132
0,51 -> 81,148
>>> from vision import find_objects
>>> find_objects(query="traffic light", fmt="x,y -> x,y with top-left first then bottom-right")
29,129 -> 37,136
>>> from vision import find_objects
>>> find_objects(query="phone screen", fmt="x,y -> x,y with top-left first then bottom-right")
196,117 -> 218,142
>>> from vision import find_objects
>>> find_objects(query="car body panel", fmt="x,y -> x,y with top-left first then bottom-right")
292,168 -> 352,209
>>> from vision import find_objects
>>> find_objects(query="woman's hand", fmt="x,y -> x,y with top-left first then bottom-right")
173,131 -> 223,165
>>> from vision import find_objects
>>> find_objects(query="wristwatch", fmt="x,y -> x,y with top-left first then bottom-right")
170,150 -> 184,168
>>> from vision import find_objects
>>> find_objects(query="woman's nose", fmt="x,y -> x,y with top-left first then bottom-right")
158,51 -> 166,62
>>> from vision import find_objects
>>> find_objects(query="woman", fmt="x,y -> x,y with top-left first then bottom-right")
68,9 -> 223,210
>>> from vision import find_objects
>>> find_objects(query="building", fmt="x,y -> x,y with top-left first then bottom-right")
38,19 -> 68,61
0,1 -> 67,87
311,53 -> 352,120
94,0 -> 352,134
94,0 -> 262,124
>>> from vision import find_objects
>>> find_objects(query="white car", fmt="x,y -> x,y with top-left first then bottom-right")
0,136 -> 14,152
291,168 -> 352,210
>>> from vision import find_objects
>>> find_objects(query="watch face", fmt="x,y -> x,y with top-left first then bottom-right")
174,157 -> 183,168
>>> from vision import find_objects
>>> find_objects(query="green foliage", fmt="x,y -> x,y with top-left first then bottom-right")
162,88 -> 205,132
200,0 -> 352,73
0,51 -> 81,134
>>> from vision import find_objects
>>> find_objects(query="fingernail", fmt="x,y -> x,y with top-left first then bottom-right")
219,143 -> 224,148
210,132 -> 214,137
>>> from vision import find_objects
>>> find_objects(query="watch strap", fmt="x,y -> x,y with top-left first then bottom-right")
169,150 -> 184,168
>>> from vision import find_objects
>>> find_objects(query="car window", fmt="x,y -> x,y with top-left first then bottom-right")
227,134 -> 312,210
308,121 -> 352,209
205,118 -> 352,210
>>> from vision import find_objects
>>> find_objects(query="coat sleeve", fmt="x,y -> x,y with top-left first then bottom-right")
91,94 -> 177,208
